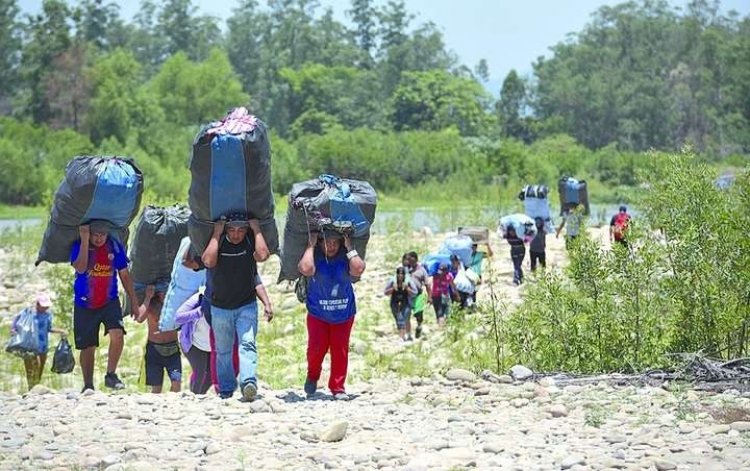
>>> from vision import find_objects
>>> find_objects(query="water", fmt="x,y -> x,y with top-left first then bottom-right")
0,204 -> 633,236
0,218 -> 42,231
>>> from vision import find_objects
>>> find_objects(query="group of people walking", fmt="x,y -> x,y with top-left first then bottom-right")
12,214 -> 365,401
384,243 -> 492,341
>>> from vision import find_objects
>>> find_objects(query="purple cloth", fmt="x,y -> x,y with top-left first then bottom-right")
174,293 -> 203,354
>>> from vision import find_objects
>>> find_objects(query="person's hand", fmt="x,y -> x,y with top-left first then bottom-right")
59,329 -> 68,337
248,219 -> 261,232
145,284 -> 155,300
343,234 -> 353,251
213,218 -> 226,236
130,302 -> 140,321
263,305 -> 273,322
136,311 -> 147,323
79,225 -> 90,238
427,296 -> 433,305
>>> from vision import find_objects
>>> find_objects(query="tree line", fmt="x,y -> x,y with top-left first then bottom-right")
0,0 -> 747,206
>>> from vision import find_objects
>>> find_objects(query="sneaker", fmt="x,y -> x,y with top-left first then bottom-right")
415,325 -> 422,339
219,392 -> 233,399
104,372 -> 125,390
304,379 -> 317,397
332,392 -> 350,401
241,382 -> 257,401
81,384 -> 94,393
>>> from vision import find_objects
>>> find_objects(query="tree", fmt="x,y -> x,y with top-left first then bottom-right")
389,70 -> 494,136
0,0 -> 21,113
73,0 -> 126,50
474,59 -> 489,83
19,0 -> 72,124
347,0 -> 377,66
149,49 -> 249,126
45,42 -> 91,131
497,70 -> 532,142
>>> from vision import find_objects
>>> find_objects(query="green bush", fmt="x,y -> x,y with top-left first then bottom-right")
505,153 -> 750,373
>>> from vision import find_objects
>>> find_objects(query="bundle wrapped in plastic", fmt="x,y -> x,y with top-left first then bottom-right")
188,107 -> 278,255
36,156 -> 143,265
498,214 -> 537,244
440,234 -> 473,267
519,184 -> 555,233
278,174 -> 377,282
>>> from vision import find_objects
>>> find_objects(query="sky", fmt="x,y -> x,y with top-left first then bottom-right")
17,0 -> 750,92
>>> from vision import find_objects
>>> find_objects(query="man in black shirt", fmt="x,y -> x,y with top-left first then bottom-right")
202,214 -> 273,400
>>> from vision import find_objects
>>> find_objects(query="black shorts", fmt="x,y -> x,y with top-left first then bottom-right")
145,341 -> 182,386
73,300 -> 126,350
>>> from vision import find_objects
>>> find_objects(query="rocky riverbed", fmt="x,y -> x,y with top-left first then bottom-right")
2,225 -> 750,470
2,373 -> 750,470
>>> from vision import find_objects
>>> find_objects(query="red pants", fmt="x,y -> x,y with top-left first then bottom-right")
209,329 -> 239,393
306,314 -> 355,394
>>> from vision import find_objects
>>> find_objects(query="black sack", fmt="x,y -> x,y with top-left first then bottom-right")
129,204 -> 191,284
278,175 -> 377,283
188,108 -> 278,255
51,337 -> 75,374
36,156 -> 143,265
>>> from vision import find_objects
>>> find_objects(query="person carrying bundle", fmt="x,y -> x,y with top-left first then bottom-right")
201,214 -> 273,401
299,231 -> 365,400
71,221 -> 140,392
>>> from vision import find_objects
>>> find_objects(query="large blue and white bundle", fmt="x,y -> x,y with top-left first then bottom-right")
498,214 -> 537,244
279,174 -> 377,282
36,156 -> 143,265
440,234 -> 473,267
188,107 -> 278,255
558,176 -> 590,216
519,184 -> 554,233
423,252 -> 452,276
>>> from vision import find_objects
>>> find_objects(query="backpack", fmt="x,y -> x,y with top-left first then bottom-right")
613,213 -> 630,241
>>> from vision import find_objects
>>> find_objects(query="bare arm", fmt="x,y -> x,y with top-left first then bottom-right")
384,281 -> 395,296
201,220 -> 225,269
119,269 -> 141,320
344,235 -> 365,277
72,226 -> 90,274
255,282 -> 273,322
250,220 -> 270,262
135,285 -> 155,323
298,233 -> 317,277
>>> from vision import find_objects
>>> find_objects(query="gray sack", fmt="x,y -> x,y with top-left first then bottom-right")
129,205 -> 191,284
278,177 -> 377,282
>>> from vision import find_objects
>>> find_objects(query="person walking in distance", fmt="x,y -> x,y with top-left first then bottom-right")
610,205 -> 631,249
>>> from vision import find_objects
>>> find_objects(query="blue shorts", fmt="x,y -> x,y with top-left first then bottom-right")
145,341 -> 182,386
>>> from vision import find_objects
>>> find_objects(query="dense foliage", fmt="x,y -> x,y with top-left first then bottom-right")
507,155 -> 750,372
0,0 -> 747,206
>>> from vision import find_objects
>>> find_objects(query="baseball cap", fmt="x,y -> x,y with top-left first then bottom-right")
225,212 -> 249,228
36,292 -> 52,308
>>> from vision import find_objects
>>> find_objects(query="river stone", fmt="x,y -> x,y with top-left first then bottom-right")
730,421 -> 750,432
548,404 -> 569,418
319,421 -> 348,442
561,454 -> 586,469
510,365 -> 534,380
445,369 -> 477,382
654,459 -> 677,470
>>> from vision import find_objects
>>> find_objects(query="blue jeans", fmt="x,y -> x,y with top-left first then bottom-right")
211,301 -> 258,396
